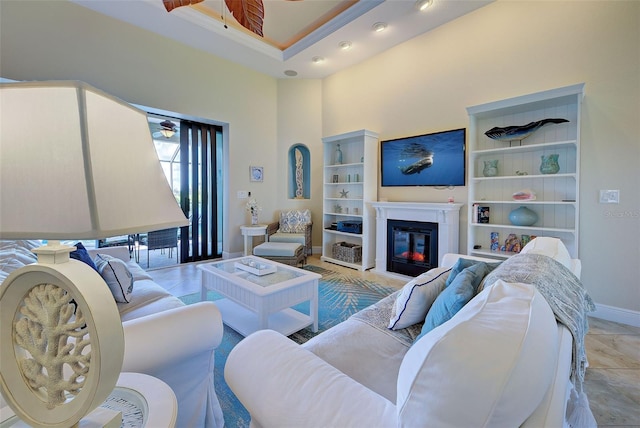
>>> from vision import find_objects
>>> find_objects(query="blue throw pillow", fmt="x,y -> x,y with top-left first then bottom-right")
444,258 -> 481,288
445,257 -> 502,288
416,262 -> 490,342
70,242 -> 98,272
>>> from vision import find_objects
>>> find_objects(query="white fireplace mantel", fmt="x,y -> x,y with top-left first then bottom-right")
370,202 -> 463,279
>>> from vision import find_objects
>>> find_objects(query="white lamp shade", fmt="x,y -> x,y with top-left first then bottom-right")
0,81 -> 188,239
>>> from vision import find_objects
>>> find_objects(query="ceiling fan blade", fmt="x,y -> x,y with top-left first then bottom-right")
163,0 -> 205,13
225,0 -> 264,37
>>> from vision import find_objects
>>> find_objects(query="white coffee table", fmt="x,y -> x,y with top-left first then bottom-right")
198,256 -> 321,337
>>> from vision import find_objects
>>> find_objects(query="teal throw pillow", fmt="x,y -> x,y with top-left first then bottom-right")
445,257 -> 502,288
416,262 -> 490,342
444,258 -> 480,288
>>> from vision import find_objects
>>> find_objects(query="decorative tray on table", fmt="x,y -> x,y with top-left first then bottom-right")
235,258 -> 276,276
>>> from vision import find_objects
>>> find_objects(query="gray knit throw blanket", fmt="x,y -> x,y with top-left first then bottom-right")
483,253 -> 596,392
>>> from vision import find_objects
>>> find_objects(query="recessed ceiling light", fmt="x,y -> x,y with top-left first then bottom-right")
312,56 -> 325,64
339,41 -> 352,50
415,0 -> 433,11
284,70 -> 298,77
372,22 -> 387,32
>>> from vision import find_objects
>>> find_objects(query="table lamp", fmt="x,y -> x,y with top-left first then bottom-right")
0,81 -> 189,427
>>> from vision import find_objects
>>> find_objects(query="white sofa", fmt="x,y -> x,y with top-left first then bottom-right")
0,241 -> 224,428
226,239 -> 590,427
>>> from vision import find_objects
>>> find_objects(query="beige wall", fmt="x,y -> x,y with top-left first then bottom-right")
322,1 -> 640,313
2,1 -> 638,315
276,80 -> 324,246
0,0 -> 279,255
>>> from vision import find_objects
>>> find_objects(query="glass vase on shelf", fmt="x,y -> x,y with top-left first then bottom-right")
540,154 -> 560,174
335,144 -> 343,165
483,159 -> 499,177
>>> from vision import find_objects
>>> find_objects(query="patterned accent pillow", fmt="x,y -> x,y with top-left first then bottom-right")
279,209 -> 311,233
388,267 -> 451,330
95,253 -> 134,303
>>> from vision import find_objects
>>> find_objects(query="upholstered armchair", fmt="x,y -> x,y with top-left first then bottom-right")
266,209 -> 312,256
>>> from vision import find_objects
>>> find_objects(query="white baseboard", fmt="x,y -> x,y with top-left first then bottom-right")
223,250 -> 243,259
591,303 -> 640,328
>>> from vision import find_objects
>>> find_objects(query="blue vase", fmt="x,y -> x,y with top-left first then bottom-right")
509,206 -> 538,226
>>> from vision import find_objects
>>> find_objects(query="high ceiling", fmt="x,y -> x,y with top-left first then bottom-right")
72,0 -> 493,79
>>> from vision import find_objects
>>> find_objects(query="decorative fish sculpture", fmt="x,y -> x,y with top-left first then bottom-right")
399,153 -> 433,175
485,118 -> 569,143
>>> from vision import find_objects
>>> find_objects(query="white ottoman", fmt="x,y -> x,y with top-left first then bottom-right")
253,242 -> 305,266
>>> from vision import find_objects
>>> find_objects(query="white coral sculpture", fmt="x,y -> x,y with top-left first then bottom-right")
14,284 -> 91,408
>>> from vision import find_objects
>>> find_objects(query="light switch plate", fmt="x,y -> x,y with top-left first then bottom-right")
237,190 -> 249,199
599,189 -> 620,204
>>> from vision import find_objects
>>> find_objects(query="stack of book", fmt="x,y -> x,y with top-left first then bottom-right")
472,204 -> 490,224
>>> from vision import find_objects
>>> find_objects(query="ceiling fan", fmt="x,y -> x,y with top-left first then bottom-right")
163,0 -> 266,37
152,120 -> 179,139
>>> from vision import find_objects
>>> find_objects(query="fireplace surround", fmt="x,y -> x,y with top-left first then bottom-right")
371,202 -> 462,279
387,219 -> 438,276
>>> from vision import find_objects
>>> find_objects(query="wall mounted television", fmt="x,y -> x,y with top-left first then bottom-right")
380,128 -> 466,187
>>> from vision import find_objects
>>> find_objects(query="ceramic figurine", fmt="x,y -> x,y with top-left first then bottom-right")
485,118 -> 569,145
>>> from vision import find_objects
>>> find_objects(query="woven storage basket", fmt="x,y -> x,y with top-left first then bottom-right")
332,242 -> 362,263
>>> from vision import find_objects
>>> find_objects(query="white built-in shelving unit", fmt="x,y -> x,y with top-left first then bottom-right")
466,83 -> 584,259
321,129 -> 378,270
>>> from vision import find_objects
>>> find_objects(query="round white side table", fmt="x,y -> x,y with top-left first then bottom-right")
103,372 -> 177,428
0,372 -> 177,428
240,224 -> 268,256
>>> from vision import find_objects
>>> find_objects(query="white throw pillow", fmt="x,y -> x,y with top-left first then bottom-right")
94,253 -> 134,303
388,267 -> 451,330
397,280 -> 559,427
520,237 -> 572,270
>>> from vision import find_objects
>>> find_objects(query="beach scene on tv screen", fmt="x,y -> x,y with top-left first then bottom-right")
381,128 -> 465,186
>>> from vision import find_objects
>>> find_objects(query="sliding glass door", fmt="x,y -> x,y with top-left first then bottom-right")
179,120 -> 224,262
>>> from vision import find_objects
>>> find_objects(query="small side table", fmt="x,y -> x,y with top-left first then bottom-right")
240,224 -> 268,256
101,372 -> 177,428
0,373 -> 177,428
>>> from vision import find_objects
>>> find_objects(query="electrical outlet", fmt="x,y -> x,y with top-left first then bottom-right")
599,189 -> 620,204
237,190 -> 248,199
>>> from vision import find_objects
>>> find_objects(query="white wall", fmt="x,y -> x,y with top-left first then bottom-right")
321,0 -> 640,315
0,0 -> 279,256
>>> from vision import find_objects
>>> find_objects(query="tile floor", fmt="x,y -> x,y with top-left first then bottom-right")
147,255 -> 640,427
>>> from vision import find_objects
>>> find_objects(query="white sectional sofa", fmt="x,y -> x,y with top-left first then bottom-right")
0,241 -> 224,428
226,238 -> 594,427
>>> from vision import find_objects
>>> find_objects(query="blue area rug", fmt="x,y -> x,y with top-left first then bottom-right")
179,265 -> 396,428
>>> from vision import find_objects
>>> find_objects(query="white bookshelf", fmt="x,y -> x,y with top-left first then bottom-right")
466,83 -> 584,259
321,129 -> 378,270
